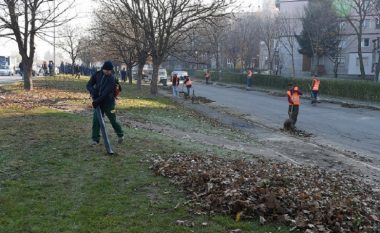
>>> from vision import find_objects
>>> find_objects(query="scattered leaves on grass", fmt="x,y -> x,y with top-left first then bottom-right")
152,154 -> 380,232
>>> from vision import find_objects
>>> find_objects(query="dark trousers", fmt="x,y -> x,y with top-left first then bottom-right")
186,86 -> 191,96
247,77 -> 252,87
288,105 -> 299,126
92,104 -> 124,142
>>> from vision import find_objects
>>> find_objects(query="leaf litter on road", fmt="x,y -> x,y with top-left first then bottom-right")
152,154 -> 380,232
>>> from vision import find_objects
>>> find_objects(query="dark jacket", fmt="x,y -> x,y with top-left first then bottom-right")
86,71 -> 116,106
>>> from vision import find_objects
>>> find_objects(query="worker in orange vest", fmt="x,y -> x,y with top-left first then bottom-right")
311,75 -> 320,104
287,82 -> 303,127
246,68 -> 253,89
184,75 -> 192,96
204,69 -> 211,85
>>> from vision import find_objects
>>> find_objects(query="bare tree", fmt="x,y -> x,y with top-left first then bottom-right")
93,2 -> 150,89
199,20 -> 228,73
326,21 -> 347,78
57,25 -> 83,74
104,0 -> 231,96
372,0 -> 380,81
0,0 -> 74,90
334,0 -> 376,79
223,26 -> 240,69
258,13 -> 281,74
278,15 -> 299,77
77,37 -> 97,67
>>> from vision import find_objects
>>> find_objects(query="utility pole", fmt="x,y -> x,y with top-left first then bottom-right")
48,0 -> 56,74
53,0 -> 56,74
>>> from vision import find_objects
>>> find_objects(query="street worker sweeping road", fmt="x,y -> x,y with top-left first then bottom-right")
310,75 -> 320,105
86,61 -> 124,154
184,75 -> 192,97
171,73 -> 180,97
284,82 -> 303,130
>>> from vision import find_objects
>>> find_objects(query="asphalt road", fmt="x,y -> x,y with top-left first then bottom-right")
193,82 -> 380,164
0,75 -> 22,85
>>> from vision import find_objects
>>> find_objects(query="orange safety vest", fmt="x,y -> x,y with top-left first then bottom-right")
312,79 -> 320,91
247,70 -> 253,77
185,79 -> 192,86
291,88 -> 300,105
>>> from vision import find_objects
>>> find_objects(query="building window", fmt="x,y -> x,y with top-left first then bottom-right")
363,19 -> 371,29
339,22 -> 346,31
339,39 -> 346,49
336,56 -> 345,64
376,18 -> 380,29
361,38 -> 370,47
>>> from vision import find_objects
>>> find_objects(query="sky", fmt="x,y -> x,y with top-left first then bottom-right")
0,0 -> 97,63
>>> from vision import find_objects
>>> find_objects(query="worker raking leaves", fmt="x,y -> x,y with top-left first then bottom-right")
284,82 -> 303,130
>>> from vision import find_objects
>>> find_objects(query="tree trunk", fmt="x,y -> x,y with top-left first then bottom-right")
375,52 -> 380,82
150,62 -> 160,96
334,63 -> 338,78
357,34 -> 366,79
137,62 -> 144,90
23,58 -> 33,91
216,43 -> 221,80
128,66 -> 133,85
291,53 -> 295,77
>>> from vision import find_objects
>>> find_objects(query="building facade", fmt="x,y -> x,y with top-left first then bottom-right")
278,0 -> 380,78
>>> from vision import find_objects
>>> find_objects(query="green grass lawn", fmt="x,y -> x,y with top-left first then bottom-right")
0,76 -> 289,232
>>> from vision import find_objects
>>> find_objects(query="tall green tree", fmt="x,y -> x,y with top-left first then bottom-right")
296,0 -> 341,74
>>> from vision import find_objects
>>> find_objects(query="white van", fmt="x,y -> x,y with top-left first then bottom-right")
132,64 -> 153,81
158,68 -> 168,85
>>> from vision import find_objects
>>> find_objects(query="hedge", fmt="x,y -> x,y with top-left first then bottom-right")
191,70 -> 380,102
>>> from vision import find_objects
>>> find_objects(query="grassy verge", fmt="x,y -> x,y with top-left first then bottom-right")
0,76 -> 288,232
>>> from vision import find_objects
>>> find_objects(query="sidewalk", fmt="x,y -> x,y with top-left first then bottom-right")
196,80 -> 380,111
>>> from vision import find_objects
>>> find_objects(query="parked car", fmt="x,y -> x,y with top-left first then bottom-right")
0,65 -> 14,76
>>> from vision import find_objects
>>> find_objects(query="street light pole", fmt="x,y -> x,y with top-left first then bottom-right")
48,0 -> 56,74
53,0 -> 56,74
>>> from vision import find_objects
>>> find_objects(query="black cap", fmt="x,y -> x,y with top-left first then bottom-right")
102,61 -> 114,70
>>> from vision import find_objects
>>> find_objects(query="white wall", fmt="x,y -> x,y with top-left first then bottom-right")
348,53 -> 374,75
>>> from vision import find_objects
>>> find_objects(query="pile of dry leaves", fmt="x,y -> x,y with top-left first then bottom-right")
0,86 -> 88,110
152,154 -> 380,232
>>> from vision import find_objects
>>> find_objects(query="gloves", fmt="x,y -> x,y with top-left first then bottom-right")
92,99 -> 101,108
92,101 -> 98,108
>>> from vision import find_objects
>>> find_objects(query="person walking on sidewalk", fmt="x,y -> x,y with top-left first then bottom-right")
246,68 -> 253,89
204,69 -> 211,85
86,60 -> 124,145
287,82 -> 303,128
184,75 -> 192,97
310,75 -> 320,104
74,64 -> 81,79
171,73 -> 180,97
120,68 -> 127,82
